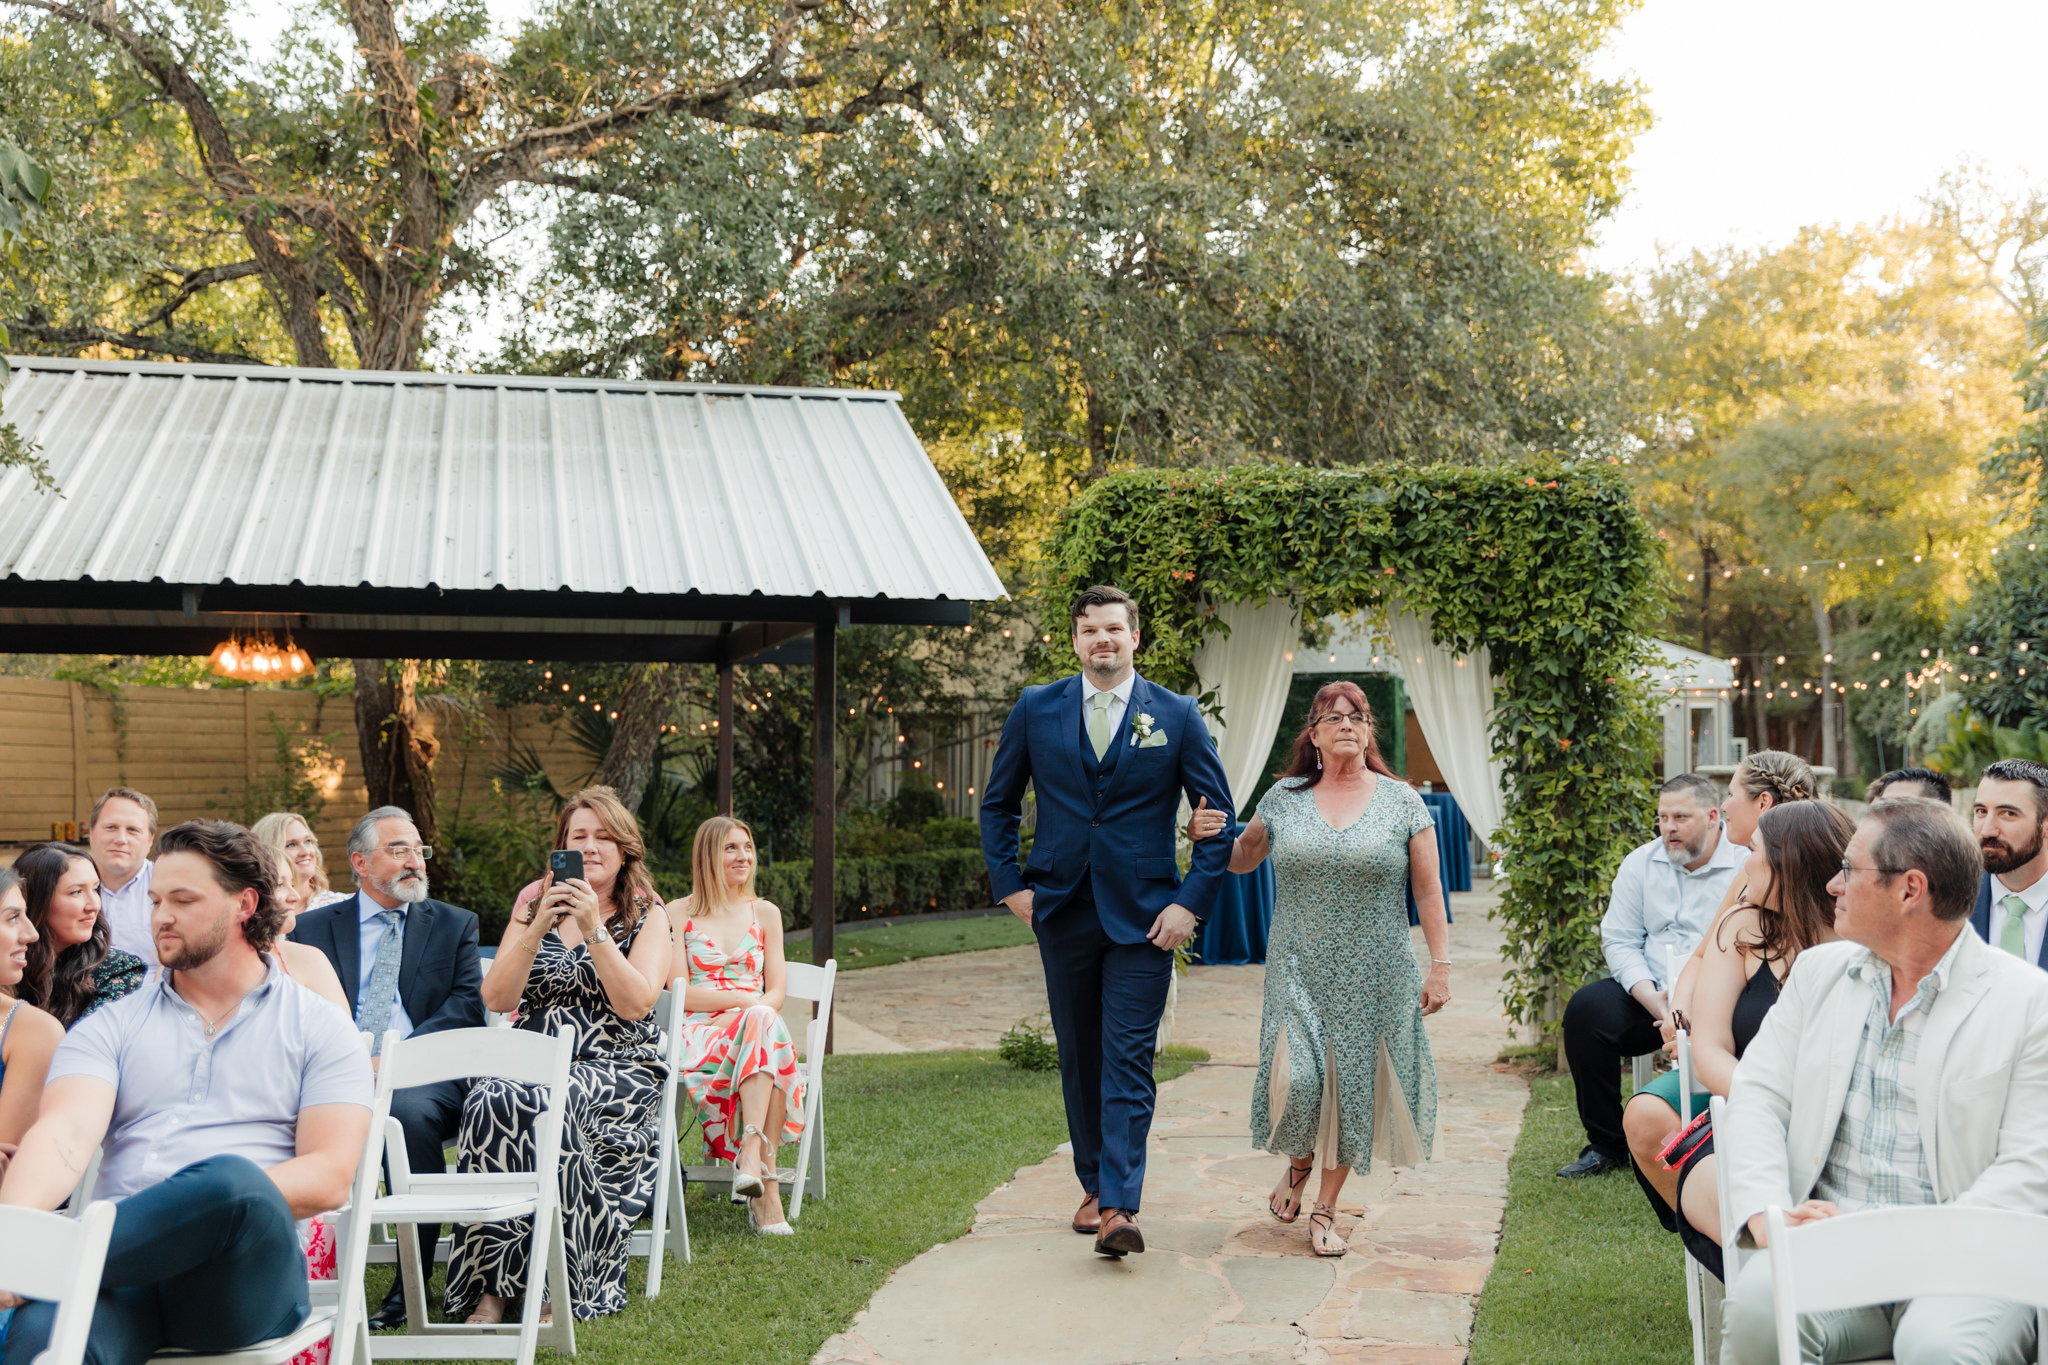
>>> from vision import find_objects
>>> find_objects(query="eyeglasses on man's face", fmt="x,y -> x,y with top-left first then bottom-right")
377,843 -> 434,862
1313,713 -> 1370,729
1838,858 -> 1901,878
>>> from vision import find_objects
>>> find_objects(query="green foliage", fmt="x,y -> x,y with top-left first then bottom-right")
820,914 -> 1036,971
0,135 -> 56,494
1040,460 -> 1664,1023
1251,672 -> 1407,810
219,717 -> 336,828
883,779 -> 949,830
750,850 -> 993,933
997,1014 -> 1060,1072
433,779 -> 556,939
1949,540 -> 2048,730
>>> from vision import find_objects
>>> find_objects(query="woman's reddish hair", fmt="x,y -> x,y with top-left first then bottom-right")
1278,680 -> 1397,790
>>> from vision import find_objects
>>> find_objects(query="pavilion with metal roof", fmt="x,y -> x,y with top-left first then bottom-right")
0,356 -> 1007,968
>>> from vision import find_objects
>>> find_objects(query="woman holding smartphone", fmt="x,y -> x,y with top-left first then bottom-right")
448,786 -> 673,1325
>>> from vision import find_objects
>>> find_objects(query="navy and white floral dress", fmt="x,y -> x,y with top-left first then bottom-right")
1250,777 -> 1439,1172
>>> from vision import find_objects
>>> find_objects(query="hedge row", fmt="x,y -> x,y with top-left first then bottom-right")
751,847 -> 992,929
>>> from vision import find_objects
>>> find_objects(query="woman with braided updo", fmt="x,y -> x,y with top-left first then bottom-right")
1624,750 -> 1818,1219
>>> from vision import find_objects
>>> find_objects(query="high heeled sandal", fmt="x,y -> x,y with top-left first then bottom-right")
1308,1201 -> 1347,1258
731,1123 -> 767,1198
748,1195 -> 794,1236
1270,1158 -> 1313,1223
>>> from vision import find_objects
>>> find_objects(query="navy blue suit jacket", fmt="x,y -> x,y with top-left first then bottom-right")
290,891 -> 487,1036
1970,872 -> 2048,970
980,672 -> 1235,944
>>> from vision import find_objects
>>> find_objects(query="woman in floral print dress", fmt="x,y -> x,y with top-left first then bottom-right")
671,815 -> 807,1236
1189,680 -> 1452,1257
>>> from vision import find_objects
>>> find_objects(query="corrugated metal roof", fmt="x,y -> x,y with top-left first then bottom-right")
0,358 -> 1005,604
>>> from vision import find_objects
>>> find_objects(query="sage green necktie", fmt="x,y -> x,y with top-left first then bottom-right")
1089,691 -> 1114,761
2000,893 -> 2029,958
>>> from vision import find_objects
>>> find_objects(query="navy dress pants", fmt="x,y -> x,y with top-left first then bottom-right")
1036,894 -> 1174,1214
5,1155 -> 309,1365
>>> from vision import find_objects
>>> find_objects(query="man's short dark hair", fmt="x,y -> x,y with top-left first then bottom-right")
1865,766 -> 1954,806
1979,759 -> 2048,819
156,820 -> 287,949
1863,797 -> 1982,922
1070,585 -> 1138,634
91,786 -> 159,836
1660,773 -> 1721,812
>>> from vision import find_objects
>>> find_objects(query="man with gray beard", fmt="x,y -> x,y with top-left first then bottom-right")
290,805 -> 484,1329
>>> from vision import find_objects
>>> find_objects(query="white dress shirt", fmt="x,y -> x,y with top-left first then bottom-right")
98,859 -> 156,965
1601,828 -> 1749,995
355,892 -> 415,1039
1989,870 -> 2048,968
1079,672 -> 1136,748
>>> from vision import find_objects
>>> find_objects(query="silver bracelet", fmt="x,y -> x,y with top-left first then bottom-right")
1431,958 -> 1452,966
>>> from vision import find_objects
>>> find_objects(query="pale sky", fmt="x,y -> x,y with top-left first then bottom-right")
1588,0 -> 2048,279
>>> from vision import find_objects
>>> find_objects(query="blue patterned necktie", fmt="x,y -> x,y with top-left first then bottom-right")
356,908 -> 405,1055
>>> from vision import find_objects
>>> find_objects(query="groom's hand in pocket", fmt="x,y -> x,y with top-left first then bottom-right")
1004,888 -> 1035,926
1148,904 -> 1198,952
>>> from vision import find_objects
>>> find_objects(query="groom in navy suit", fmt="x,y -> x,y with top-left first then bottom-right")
981,584 -> 1234,1256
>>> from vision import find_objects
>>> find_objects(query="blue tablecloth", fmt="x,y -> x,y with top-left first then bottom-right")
1405,791 -> 1470,925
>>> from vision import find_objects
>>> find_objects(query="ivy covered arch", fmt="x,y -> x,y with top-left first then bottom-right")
1039,459 -> 1666,1023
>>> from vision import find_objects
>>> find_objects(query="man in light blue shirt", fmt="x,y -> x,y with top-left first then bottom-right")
1558,772 -> 1747,1178
0,819 -> 371,1365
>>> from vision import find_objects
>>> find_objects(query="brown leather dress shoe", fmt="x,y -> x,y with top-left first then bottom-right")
1072,1193 -> 1101,1235
1094,1208 -> 1145,1257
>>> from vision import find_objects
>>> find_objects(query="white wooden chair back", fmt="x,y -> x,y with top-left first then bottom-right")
0,1201 -> 117,1365
631,978 -> 691,1295
377,1024 -> 564,1092
65,1145 -> 105,1215
1665,949 -> 1708,1365
1710,1095 -> 1745,1281
1765,1204 -> 2048,1365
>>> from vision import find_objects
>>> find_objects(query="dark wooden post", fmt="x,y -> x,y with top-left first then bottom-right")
812,611 -> 837,1051
716,658 -> 735,816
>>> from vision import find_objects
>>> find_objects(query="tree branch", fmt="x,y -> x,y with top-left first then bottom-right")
4,317 -> 271,365
134,259 -> 262,331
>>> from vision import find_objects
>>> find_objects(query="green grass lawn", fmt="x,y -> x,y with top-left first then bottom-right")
1467,1073 -> 1694,1365
374,1046 -> 1206,1365
803,913 -> 1036,971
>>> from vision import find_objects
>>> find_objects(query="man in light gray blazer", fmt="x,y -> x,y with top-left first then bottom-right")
1721,797 -> 2048,1365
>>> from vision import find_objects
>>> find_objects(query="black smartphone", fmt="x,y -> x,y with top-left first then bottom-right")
549,849 -> 584,883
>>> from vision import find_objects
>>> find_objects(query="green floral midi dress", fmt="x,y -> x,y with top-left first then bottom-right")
1250,777 -> 1439,1172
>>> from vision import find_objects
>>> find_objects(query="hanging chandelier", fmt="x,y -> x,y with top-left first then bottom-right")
208,631 -> 314,683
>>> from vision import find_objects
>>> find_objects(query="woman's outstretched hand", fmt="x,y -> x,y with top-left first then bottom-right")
1185,796 -> 1228,842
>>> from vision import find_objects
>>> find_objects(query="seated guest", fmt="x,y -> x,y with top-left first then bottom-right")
16,843 -> 144,1028
86,787 -> 159,965
254,812 -> 350,913
451,787 -> 672,1324
0,867 -> 63,1152
253,842 -> 350,1013
1721,798 -> 2048,1365
1559,774 -> 1746,1180
290,806 -> 484,1332
0,820 -> 373,1365
1866,765 -> 1953,805
1970,758 -> 2048,970
1642,801 -> 1854,1279
671,816 -> 807,1237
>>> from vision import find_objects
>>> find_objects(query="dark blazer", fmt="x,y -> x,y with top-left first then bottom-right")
1970,871 -> 2048,971
980,671 -> 1234,944
290,891 -> 486,1037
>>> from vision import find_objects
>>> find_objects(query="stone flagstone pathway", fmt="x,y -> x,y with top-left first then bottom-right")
813,890 -> 1529,1365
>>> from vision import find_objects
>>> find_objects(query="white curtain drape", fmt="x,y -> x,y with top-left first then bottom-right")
1189,598 -> 1300,813
1387,605 -> 1506,848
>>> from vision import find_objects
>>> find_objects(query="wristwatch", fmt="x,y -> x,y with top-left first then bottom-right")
588,921 -> 613,945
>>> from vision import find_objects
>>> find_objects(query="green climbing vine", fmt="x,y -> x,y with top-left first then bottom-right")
1038,460 -> 1667,1026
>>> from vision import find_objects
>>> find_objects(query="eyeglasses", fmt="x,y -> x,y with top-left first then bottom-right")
1839,859 -> 1902,878
1313,713 -> 1370,729
379,843 -> 435,862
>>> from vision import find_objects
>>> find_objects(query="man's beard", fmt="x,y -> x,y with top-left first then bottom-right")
1084,651 -> 1125,681
1982,827 -> 2045,875
1668,832 -> 1710,865
160,905 -> 236,971
372,868 -> 430,904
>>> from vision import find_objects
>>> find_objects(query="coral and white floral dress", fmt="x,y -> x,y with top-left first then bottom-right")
677,907 -> 807,1161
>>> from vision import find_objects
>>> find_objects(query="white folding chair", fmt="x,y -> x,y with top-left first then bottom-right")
1764,1204 -> 2048,1365
1664,947 -> 1710,1365
627,978 -> 692,1296
65,1146 -> 104,1214
0,1201 -> 116,1365
349,1025 -> 576,1365
1712,1096 -> 1746,1284
682,958 -> 837,1218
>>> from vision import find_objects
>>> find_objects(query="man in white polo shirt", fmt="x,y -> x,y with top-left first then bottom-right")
87,786 -> 159,964
0,819 -> 371,1365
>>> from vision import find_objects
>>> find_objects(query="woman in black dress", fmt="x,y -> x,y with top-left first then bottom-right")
447,787 -> 674,1323
1671,799 -> 1853,1280
15,842 -> 144,1028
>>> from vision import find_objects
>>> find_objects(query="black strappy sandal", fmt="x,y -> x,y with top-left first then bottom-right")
1269,1158 -> 1313,1223
1308,1201 -> 1347,1257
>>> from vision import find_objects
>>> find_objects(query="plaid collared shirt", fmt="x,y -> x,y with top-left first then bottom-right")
1811,931 -> 1969,1212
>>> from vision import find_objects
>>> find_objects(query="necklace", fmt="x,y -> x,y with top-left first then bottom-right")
172,972 -> 247,1037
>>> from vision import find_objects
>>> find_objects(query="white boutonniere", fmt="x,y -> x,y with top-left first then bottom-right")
1133,712 -> 1169,748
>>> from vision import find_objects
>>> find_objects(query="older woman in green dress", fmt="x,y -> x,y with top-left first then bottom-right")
1189,680 -> 1451,1257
